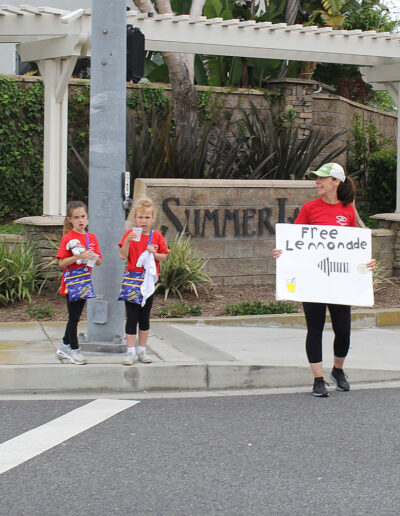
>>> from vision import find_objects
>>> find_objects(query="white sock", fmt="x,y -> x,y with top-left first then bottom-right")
127,347 -> 136,355
137,346 -> 146,354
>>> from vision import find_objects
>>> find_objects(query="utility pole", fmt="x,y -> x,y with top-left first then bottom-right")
86,0 -> 126,351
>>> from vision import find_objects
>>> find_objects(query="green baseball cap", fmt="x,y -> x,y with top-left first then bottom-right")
307,163 -> 345,182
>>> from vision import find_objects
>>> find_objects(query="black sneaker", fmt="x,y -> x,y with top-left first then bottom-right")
312,377 -> 329,397
330,367 -> 350,391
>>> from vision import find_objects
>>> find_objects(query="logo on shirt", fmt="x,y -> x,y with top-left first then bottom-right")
336,215 -> 349,226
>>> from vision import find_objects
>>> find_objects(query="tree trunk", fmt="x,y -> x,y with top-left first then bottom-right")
277,0 -> 300,79
132,0 -> 154,13
163,52 -> 199,132
132,0 -> 199,137
184,0 -> 207,83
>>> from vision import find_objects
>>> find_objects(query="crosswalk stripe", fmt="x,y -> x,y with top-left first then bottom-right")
0,399 -> 139,474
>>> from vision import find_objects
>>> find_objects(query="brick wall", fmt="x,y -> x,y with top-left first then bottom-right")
265,78 -> 397,167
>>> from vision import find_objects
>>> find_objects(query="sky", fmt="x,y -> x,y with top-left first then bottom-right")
386,0 -> 400,20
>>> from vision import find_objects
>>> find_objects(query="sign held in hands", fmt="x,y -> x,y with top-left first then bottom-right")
275,223 -> 374,306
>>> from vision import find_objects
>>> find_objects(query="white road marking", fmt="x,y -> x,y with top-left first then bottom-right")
0,399 -> 139,475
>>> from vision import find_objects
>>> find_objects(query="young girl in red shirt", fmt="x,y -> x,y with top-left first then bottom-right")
119,197 -> 169,365
56,201 -> 102,365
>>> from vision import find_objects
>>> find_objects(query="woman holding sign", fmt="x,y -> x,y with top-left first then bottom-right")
273,163 -> 376,397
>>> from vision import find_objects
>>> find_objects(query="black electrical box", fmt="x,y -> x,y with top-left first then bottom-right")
126,25 -> 145,83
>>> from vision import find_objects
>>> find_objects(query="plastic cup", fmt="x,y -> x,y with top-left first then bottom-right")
131,227 -> 142,241
87,253 -> 99,267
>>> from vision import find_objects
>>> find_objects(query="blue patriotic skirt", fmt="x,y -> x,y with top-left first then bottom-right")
118,270 -> 144,305
64,266 -> 95,302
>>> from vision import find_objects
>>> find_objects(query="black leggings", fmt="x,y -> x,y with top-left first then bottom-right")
63,297 -> 86,350
125,295 -> 154,335
302,302 -> 351,364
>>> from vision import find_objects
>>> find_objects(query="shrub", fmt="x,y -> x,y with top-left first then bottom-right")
157,303 -> 202,318
366,147 -> 397,214
355,202 -> 379,229
0,77 -> 44,219
239,103 -> 353,179
157,232 -> 212,300
347,113 -> 392,199
372,258 -> 397,293
0,223 -> 25,234
0,240 -> 45,305
225,300 -> 299,316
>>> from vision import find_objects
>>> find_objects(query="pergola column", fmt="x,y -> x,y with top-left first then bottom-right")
37,57 -> 77,216
393,86 -> 400,214
360,65 -> 400,212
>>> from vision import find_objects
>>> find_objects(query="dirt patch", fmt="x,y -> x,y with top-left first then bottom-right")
1,278 -> 400,323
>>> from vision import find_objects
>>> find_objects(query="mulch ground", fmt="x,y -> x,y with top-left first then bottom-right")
1,278 -> 400,323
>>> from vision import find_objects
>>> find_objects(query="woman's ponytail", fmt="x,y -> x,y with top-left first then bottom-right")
337,176 -> 356,206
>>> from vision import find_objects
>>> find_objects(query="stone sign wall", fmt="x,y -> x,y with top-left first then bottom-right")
131,178 -> 396,286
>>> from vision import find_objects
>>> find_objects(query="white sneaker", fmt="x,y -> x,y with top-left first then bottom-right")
56,343 -> 71,361
122,352 -> 137,366
69,349 -> 87,365
138,351 -> 152,364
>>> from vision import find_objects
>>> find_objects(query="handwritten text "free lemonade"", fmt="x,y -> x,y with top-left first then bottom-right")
285,226 -> 368,252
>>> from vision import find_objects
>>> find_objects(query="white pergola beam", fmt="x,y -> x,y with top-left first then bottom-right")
171,15 -> 190,22
20,5 -> 41,14
237,20 -> 256,27
252,22 -> 272,29
188,16 -> 208,24
60,8 -> 85,24
360,64 -> 400,84
204,17 -> 224,25
17,33 -> 88,61
0,8 -> 91,41
1,5 -> 24,14
37,6 -> 67,15
371,32 -> 392,39
55,56 -> 78,102
125,18 -> 400,66
221,19 -> 240,26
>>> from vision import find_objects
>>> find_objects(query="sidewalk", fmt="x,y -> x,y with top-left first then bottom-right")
1,309 -> 400,393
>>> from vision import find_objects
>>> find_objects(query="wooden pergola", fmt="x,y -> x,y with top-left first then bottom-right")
1,5 -> 400,215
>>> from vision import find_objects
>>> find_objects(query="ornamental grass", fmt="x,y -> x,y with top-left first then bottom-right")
157,231 -> 212,300
0,240 -> 45,305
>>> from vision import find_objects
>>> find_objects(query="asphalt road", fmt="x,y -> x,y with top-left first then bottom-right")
1,388 -> 400,516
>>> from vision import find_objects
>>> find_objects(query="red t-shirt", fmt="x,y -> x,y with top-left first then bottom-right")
56,230 -> 102,295
118,229 -> 169,274
295,198 -> 357,227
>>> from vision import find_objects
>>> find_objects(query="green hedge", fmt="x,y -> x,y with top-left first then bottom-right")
0,77 -> 44,220
367,147 -> 397,214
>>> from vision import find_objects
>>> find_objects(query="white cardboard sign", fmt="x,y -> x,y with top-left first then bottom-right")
275,223 -> 374,306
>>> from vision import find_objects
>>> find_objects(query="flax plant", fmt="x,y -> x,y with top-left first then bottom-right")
157,231 -> 212,300
0,240 -> 45,305
372,258 -> 397,292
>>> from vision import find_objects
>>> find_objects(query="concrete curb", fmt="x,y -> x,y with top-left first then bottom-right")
0,363 -> 206,392
155,308 -> 400,328
1,362 -> 400,393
